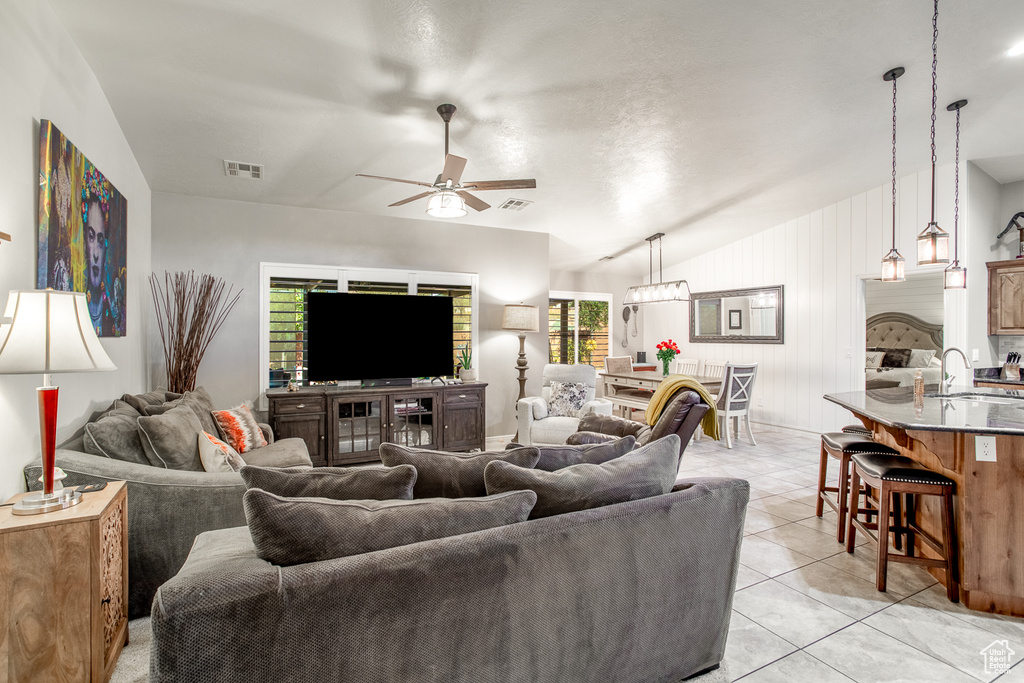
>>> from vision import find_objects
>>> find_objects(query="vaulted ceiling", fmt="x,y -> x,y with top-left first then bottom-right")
48,0 -> 1024,273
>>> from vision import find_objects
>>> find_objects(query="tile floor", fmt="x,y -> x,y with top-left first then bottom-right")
683,426 -> 1024,683
112,427 -> 1024,682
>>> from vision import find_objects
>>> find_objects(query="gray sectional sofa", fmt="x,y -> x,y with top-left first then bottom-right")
24,390 -> 312,618
150,476 -> 749,683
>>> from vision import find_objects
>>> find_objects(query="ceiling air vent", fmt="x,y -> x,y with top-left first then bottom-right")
499,198 -> 532,211
224,160 -> 264,179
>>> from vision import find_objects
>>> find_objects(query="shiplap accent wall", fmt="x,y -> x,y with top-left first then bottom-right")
864,272 -> 945,324
644,164 -> 974,434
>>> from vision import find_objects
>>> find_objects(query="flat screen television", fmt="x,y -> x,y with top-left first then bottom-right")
306,292 -> 454,382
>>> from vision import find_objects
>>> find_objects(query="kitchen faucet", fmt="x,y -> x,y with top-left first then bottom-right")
940,347 -> 972,394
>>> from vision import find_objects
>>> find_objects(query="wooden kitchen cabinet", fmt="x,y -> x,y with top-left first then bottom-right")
0,480 -> 128,683
988,259 -> 1024,334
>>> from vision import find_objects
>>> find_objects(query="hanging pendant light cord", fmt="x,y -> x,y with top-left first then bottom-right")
929,0 -> 939,223
953,106 -> 960,262
891,74 -> 899,249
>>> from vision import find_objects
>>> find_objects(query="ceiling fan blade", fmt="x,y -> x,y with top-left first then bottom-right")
456,191 -> 491,212
388,191 -> 435,207
439,154 -> 467,186
356,173 -> 435,188
460,179 -> 537,191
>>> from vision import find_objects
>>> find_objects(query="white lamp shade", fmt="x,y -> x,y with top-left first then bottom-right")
501,304 -> 539,332
425,191 -> 468,218
0,290 -> 116,374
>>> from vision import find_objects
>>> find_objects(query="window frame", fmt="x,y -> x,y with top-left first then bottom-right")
259,262 -> 479,410
548,290 -> 614,367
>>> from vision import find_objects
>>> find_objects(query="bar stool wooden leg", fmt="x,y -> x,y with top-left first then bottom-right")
876,482 -> 892,592
836,452 -> 850,544
815,442 -> 828,517
846,465 -> 861,553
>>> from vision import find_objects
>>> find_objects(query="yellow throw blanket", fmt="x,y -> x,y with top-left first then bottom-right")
644,374 -> 720,441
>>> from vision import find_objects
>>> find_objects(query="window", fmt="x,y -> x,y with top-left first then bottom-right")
259,264 -> 478,407
548,292 -> 611,366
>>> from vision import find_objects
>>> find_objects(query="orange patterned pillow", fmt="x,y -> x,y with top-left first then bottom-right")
211,404 -> 268,454
198,431 -> 245,472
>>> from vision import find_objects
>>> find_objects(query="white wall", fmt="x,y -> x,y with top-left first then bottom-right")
150,193 -> 548,437
864,272 -> 944,325
0,0 -> 152,499
642,163 -> 995,434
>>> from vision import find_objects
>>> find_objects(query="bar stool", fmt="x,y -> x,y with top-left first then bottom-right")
816,432 -> 899,543
841,424 -> 872,437
846,451 -> 959,602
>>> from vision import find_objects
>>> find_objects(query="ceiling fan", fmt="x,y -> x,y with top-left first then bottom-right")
356,103 -> 536,218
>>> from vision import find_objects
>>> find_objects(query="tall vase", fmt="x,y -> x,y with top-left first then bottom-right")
662,358 -> 671,376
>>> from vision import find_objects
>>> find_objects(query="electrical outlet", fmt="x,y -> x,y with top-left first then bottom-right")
845,347 -> 852,359
976,435 -> 997,462
757,397 -> 764,407
972,349 -> 980,362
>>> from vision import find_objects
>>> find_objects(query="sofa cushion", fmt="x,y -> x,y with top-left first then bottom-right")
137,404 -> 205,471
240,438 -> 314,469
83,406 -> 148,465
144,387 -> 219,435
507,436 -> 637,471
243,488 -> 537,566
212,404 -> 268,454
485,434 -> 680,519
239,464 -> 416,500
379,444 -> 540,498
548,380 -> 587,417
121,389 -> 175,414
198,431 -> 245,473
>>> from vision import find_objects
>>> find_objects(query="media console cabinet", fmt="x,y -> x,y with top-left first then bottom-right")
267,382 -> 487,466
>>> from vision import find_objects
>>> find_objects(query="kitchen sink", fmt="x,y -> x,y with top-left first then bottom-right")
925,392 -> 1024,405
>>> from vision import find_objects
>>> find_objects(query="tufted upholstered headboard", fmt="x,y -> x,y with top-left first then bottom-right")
866,312 -> 943,353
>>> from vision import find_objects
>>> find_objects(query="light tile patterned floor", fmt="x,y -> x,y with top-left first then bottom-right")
112,428 -> 1024,682
684,426 -> 1024,683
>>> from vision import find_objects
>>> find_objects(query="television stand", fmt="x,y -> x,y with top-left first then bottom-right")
267,382 -> 487,466
361,377 -> 413,388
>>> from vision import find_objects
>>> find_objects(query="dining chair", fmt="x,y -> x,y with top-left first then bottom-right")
702,360 -> 728,383
603,356 -> 634,374
717,363 -> 759,449
672,358 -> 702,376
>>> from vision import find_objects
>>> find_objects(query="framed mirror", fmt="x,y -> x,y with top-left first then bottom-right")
689,285 -> 784,344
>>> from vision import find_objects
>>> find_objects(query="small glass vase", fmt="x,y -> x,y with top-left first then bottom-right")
662,358 -> 671,376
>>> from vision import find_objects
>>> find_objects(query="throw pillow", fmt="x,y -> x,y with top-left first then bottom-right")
485,434 -> 680,519
243,488 -> 537,566
865,351 -> 885,369
909,349 -> 937,368
547,380 -> 587,417
881,348 -> 912,368
83,405 -> 148,465
198,431 -> 245,473
379,444 -> 540,498
507,436 -> 637,472
137,404 -> 205,470
212,404 -> 268,454
239,464 -> 416,500
121,389 -> 175,414
144,387 -> 220,435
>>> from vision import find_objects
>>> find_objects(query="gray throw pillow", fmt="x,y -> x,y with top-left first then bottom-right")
485,434 -> 680,519
379,444 -> 540,498
143,387 -> 219,435
507,436 -> 637,472
83,406 -> 148,465
243,488 -> 538,566
121,389 -> 175,414
880,348 -> 912,368
239,464 -> 417,501
137,404 -> 204,471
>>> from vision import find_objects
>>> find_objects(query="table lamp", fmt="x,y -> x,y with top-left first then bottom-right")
0,290 -> 116,515
501,303 -> 540,401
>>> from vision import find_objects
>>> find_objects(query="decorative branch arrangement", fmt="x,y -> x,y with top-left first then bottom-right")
150,271 -> 241,393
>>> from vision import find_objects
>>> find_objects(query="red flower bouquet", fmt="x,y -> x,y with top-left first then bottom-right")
655,339 -> 681,376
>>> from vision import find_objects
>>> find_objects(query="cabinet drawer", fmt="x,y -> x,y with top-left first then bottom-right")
272,397 -> 325,414
445,389 -> 482,405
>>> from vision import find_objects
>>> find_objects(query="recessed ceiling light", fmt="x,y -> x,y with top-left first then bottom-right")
1008,40 -> 1024,57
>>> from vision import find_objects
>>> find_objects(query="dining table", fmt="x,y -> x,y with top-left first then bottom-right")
599,370 -> 722,420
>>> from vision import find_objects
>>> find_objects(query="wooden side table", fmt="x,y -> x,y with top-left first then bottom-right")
0,480 -> 129,682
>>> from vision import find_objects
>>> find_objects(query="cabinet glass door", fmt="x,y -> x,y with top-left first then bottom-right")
335,397 -> 383,456
390,395 -> 437,449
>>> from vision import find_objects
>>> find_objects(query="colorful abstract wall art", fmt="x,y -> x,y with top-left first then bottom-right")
37,120 -> 127,337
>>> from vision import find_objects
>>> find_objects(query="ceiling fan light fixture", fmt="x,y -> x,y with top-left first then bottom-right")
425,191 -> 467,218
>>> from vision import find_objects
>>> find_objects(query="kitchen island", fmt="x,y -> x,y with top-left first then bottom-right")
825,386 -> 1024,616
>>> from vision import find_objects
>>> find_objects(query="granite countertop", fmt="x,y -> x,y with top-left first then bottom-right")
825,386 -> 1024,435
974,367 -> 1024,387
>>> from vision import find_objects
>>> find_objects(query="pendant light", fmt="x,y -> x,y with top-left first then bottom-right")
624,233 -> 691,304
917,0 -> 951,265
881,67 -> 906,283
944,99 -> 968,289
